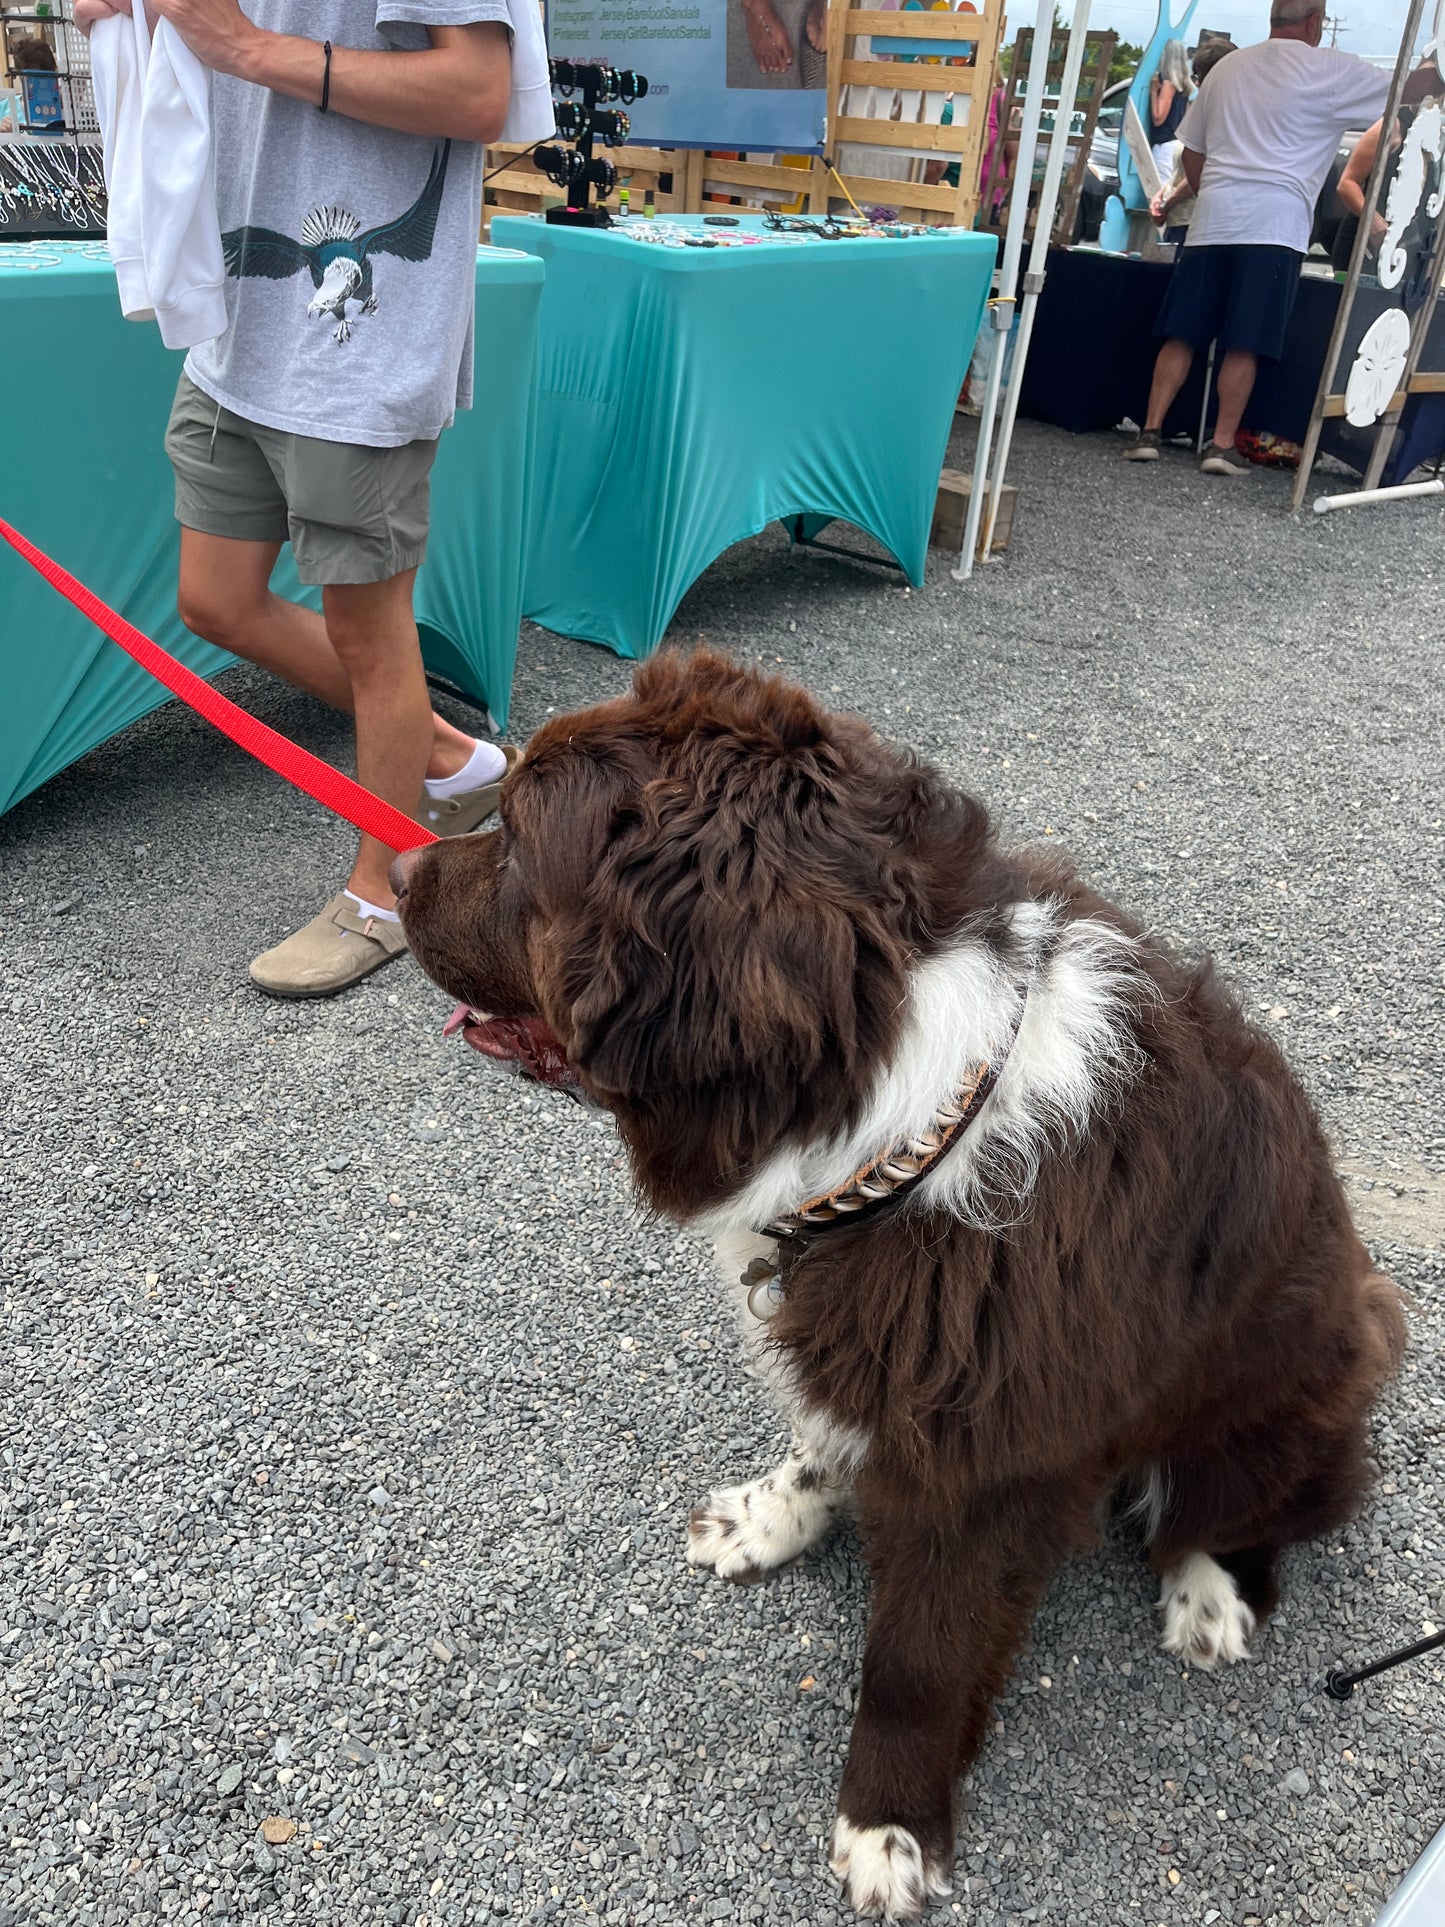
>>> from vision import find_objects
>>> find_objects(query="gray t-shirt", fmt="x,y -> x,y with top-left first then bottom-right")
185,0 -> 508,448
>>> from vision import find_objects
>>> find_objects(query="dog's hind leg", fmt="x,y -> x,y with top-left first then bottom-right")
1156,1549 -> 1259,1669
687,1431 -> 847,1584
1147,1402 -> 1383,1668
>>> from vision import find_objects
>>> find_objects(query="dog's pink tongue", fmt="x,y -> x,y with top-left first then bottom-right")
442,1001 -> 470,1039
468,1014 -> 580,1091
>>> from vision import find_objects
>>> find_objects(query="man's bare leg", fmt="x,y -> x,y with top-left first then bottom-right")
1210,348 -> 1258,450
176,528 -> 475,782
1143,337 -> 1195,433
322,571 -> 432,907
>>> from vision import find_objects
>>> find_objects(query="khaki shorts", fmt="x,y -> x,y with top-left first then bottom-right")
164,371 -> 438,586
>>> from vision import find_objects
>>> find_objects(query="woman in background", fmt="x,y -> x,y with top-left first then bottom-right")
1148,39 -> 1191,187
1150,40 -> 1235,245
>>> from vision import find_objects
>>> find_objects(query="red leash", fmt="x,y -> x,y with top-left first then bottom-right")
1,518 -> 439,855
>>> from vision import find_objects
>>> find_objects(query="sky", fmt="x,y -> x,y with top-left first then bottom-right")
1070,0 -> 1428,55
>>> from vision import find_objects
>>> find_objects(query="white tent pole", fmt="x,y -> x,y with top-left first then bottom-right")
979,0 -> 1093,560
953,0 -> 1055,582
1314,477 -> 1445,512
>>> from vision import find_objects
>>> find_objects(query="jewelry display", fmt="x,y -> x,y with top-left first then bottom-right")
0,138 -> 105,237
608,213 -> 946,250
541,62 -> 649,228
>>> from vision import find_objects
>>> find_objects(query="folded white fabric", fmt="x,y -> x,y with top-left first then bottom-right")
91,5 -> 227,350
141,18 -> 227,348
500,0 -> 556,145
90,10 -> 151,321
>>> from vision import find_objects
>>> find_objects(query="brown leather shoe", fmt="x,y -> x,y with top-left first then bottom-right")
419,744 -> 522,838
249,893 -> 408,999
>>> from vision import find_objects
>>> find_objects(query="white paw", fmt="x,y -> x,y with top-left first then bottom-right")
1159,1552 -> 1255,1669
686,1460 -> 840,1583
830,1817 -> 951,1921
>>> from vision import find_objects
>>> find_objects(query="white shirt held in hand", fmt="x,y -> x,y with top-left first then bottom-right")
88,0 -> 228,349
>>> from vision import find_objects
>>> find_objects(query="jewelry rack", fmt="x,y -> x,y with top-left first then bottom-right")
2,3 -> 99,135
539,60 -> 648,228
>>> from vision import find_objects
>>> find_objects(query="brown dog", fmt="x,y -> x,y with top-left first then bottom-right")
392,649 -> 1402,1920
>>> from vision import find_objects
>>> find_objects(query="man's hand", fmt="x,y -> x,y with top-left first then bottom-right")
145,0 -> 261,76
72,0 -> 132,35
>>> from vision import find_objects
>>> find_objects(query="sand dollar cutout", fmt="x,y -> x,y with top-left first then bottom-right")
1344,307 -> 1411,427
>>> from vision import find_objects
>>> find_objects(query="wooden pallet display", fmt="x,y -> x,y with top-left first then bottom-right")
830,0 -> 1007,226
986,25 -> 1115,245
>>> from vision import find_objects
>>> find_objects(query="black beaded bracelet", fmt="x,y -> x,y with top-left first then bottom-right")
319,39 -> 333,113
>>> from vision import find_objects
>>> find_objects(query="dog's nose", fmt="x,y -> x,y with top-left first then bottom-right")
389,847 -> 421,901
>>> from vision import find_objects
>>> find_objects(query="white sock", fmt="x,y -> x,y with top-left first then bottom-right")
344,889 -> 401,925
423,737 -> 507,801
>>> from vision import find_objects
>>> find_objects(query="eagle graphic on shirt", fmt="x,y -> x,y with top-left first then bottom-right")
220,141 -> 449,343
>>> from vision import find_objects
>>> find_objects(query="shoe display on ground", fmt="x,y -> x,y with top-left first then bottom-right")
1123,429 -> 1161,461
249,893 -> 408,999
1200,440 -> 1251,477
420,743 -> 523,837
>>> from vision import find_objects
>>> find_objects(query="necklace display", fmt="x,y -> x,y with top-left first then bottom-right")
612,213 -> 947,249
0,139 -> 106,236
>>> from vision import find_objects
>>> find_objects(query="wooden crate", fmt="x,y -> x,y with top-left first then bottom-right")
983,28 -> 1117,246
832,0 -> 1007,228
930,467 -> 1017,553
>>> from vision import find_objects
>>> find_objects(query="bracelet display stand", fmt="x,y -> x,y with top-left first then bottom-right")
539,60 -> 649,227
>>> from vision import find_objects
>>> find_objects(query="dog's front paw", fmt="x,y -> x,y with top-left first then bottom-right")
686,1463 -> 839,1583
829,1816 -> 952,1921
1159,1552 -> 1255,1669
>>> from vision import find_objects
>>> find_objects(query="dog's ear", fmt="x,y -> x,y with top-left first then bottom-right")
545,675 -> 919,1187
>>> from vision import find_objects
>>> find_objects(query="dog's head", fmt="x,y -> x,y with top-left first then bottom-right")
394,650 -> 994,1218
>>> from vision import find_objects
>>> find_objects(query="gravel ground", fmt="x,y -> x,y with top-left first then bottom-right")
2,419 -> 1442,1927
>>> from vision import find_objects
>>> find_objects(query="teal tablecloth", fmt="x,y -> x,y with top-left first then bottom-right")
0,241 -> 542,817
491,214 -> 996,660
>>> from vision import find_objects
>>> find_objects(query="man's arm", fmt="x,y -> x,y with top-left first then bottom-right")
1336,119 -> 1388,246
73,0 -> 511,144
1180,146 -> 1204,194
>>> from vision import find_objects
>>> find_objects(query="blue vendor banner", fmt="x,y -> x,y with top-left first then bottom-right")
545,0 -> 828,150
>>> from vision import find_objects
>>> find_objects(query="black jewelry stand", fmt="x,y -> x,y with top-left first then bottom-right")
541,62 -> 647,228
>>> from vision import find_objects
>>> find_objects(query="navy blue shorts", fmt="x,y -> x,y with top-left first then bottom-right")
1153,243 -> 1304,360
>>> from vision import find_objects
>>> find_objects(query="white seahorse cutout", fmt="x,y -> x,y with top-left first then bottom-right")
1379,98 -> 1445,290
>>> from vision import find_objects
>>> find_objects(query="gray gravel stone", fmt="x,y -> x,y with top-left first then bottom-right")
2,421 -> 1441,1927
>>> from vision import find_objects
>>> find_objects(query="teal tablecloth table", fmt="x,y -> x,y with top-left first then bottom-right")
491,213 -> 997,660
0,241 -> 542,817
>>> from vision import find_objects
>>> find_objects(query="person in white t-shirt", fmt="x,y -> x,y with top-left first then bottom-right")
75,0 -> 545,1000
1123,0 -> 1441,476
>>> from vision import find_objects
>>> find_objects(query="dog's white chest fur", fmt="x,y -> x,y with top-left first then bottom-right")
703,899 -> 1151,1473
701,899 -> 1150,1248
